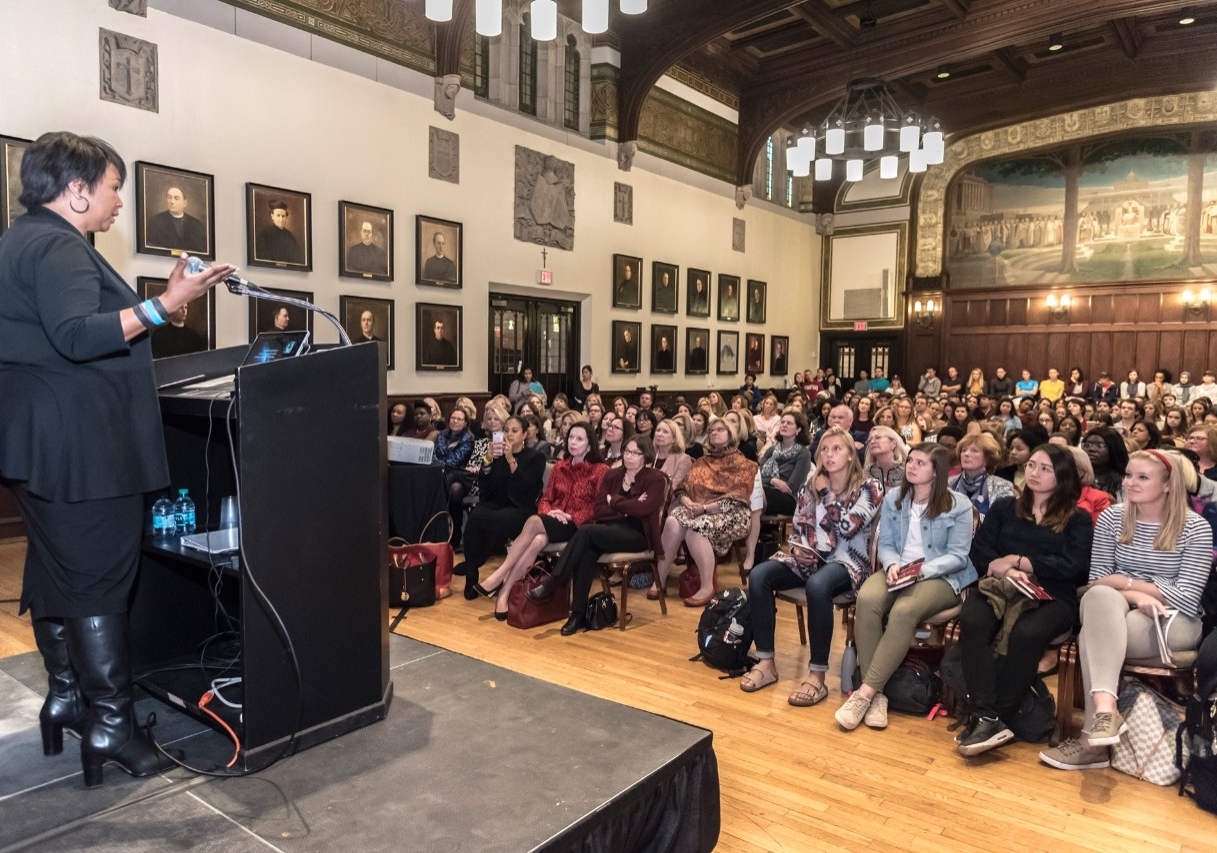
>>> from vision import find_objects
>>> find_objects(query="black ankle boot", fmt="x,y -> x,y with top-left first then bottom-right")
560,613 -> 587,636
33,618 -> 87,756
65,614 -> 182,788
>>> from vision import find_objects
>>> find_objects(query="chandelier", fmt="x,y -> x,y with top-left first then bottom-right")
786,78 -> 945,182
424,0 -> 648,40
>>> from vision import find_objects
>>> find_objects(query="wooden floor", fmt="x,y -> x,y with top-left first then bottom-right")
1,539 -> 1211,851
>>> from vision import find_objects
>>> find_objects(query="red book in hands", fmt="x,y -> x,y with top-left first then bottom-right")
1009,575 -> 1053,601
887,559 -> 924,592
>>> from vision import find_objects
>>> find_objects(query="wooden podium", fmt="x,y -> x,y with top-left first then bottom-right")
130,342 -> 391,768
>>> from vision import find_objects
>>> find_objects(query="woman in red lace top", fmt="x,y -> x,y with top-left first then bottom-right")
471,422 -> 607,619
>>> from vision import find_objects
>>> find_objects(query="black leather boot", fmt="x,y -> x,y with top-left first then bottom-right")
560,612 -> 587,636
33,618 -> 87,756
64,614 -> 182,788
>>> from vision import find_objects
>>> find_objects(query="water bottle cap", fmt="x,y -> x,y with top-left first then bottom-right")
179,489 -> 188,496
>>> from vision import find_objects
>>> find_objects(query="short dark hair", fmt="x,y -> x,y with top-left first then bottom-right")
624,433 -> 655,464
18,131 -> 126,208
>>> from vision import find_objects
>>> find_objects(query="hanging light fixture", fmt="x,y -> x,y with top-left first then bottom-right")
620,0 -> 648,13
583,0 -> 609,33
475,0 -> 502,36
424,0 -> 453,22
531,0 -> 557,40
787,79 -> 947,182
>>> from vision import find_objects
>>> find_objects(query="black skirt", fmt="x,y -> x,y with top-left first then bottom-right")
11,482 -> 144,618
539,514 -> 578,543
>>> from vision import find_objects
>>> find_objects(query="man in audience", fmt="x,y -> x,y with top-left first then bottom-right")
870,369 -> 890,393
1194,370 -> 1217,403
918,366 -> 942,397
854,369 -> 872,396
1092,371 -> 1119,406
809,404 -> 859,457
987,366 -> 1014,398
1112,398 -> 1142,435
976,394 -> 997,419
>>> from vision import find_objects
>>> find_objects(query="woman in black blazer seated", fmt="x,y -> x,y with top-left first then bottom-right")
528,435 -> 667,635
458,416 -> 546,597
0,132 -> 235,787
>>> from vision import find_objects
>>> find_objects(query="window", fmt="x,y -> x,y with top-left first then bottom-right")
786,174 -> 794,208
518,15 -> 537,116
563,35 -> 579,130
473,35 -> 490,98
764,137 -> 774,201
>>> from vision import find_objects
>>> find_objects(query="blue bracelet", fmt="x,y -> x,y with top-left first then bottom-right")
141,299 -> 167,326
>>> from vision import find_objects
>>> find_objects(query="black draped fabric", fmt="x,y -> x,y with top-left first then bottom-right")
387,463 -> 447,541
537,732 -> 720,853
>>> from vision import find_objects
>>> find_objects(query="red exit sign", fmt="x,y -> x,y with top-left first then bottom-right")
854,321 -> 868,331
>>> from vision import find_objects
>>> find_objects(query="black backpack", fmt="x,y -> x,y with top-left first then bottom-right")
690,588 -> 755,678
1177,631 -> 1217,814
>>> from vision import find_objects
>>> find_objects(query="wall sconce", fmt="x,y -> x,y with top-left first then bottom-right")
1046,293 -> 1070,322
913,298 -> 938,329
1183,288 -> 1211,318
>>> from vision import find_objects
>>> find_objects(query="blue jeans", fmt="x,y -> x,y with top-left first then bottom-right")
748,559 -> 852,672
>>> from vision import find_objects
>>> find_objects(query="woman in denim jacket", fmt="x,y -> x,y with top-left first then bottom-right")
834,443 -> 977,731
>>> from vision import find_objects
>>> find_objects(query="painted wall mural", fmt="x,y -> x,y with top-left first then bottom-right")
944,133 -> 1217,289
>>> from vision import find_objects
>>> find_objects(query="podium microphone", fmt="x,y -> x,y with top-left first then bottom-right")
182,255 -> 352,346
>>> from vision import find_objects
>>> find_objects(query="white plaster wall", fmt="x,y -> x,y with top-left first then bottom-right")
1,0 -> 819,394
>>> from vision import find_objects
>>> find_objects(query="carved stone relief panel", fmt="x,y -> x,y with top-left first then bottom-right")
429,127 -> 459,184
109,0 -> 147,15
99,29 -> 157,113
732,218 -> 745,253
614,183 -> 632,225
514,146 -> 575,250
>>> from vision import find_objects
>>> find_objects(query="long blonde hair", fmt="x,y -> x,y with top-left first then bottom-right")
814,426 -> 868,500
1119,450 -> 1195,551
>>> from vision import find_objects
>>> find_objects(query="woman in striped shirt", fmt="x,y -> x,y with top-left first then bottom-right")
1040,449 -> 1213,771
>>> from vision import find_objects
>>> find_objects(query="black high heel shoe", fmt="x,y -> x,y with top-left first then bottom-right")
470,581 -> 502,600
494,609 -> 509,622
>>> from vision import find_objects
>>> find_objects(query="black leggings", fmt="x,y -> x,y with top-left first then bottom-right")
444,469 -> 473,545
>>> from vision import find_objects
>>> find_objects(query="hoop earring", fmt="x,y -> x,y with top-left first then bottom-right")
69,196 -> 90,215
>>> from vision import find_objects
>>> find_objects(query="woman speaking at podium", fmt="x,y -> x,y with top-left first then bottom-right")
0,132 -> 234,787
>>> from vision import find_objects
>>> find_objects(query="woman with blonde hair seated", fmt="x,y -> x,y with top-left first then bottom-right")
1041,449 -> 1212,770
863,425 -> 908,495
948,431 -> 1014,518
724,408 -> 759,462
651,418 -> 692,494
753,394 -> 782,443
740,426 -> 883,702
654,418 -> 759,606
835,443 -> 976,730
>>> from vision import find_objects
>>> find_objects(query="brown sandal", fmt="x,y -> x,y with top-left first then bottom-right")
788,679 -> 828,707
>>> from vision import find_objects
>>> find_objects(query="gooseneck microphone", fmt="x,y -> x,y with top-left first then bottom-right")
183,255 -> 351,346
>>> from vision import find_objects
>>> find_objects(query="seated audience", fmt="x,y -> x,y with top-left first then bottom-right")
652,418 -> 692,494
836,444 -> 977,731
863,425 -> 907,494
949,432 -> 1014,518
740,427 -> 883,704
758,411 -> 812,515
1128,418 -> 1163,451
1066,445 -> 1111,525
753,394 -> 782,444
954,444 -> 1093,756
1041,449 -> 1211,771
995,426 -> 1049,493
600,413 -> 631,466
851,396 -> 876,446
433,407 -> 477,548
1082,426 -> 1129,499
1185,423 -> 1217,480
893,397 -> 923,444
1014,369 -> 1039,402
471,423 -> 606,618
522,413 -> 551,460
725,408 -> 759,462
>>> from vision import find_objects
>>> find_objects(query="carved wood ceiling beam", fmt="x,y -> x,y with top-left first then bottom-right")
788,2 -> 856,47
1110,18 -> 1145,59
990,47 -> 1028,84
435,0 -> 472,77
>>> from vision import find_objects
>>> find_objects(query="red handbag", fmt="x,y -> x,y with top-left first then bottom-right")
506,563 -> 570,629
390,511 -> 455,599
679,564 -> 701,599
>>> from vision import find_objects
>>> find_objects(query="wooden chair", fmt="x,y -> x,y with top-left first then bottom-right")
595,475 -> 672,630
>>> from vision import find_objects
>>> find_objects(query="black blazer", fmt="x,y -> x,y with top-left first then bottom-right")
0,207 -> 168,501
478,445 -> 545,511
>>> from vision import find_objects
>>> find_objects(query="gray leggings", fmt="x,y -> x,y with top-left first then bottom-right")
854,572 -> 960,693
1078,585 -> 1202,723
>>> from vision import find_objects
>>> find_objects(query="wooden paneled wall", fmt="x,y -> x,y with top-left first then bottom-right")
906,282 -> 1217,382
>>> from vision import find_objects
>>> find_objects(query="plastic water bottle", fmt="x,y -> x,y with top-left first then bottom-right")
724,620 -> 744,646
173,489 -> 196,535
152,495 -> 176,540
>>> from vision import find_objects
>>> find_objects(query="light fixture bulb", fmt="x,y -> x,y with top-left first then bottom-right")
796,132 -> 816,160
899,113 -> 921,152
785,142 -> 799,172
475,0 -> 502,36
1202,288 -> 1212,302
620,0 -> 647,13
1060,295 -> 1071,308
531,0 -> 557,40
914,300 -> 923,313
936,65 -> 951,80
792,156 -> 811,178
425,0 -> 453,21
826,119 -> 846,156
582,0 -> 608,33
1048,32 -> 1064,51
814,157 -> 832,181
1179,8 -> 1196,25
846,159 -> 864,182
863,113 -> 885,151
908,148 -> 928,173
1047,294 -> 1059,308
879,155 -> 898,180
927,299 -> 936,313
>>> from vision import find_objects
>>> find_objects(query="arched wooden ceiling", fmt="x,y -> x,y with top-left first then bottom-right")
604,0 -> 1217,187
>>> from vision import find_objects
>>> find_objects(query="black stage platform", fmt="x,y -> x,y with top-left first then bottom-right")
0,633 -> 719,852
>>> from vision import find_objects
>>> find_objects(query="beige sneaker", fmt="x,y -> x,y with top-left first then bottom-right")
834,691 -> 873,731
1084,710 -> 1128,747
863,693 -> 888,729
1039,738 -> 1111,771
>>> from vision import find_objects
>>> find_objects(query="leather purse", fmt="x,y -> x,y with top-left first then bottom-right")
507,563 -> 569,629
679,564 -> 701,599
388,546 -> 437,608
584,591 -> 618,630
390,511 -> 455,599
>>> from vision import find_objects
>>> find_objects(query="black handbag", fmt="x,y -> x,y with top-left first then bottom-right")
390,550 -> 437,608
585,591 -> 618,630
883,657 -> 942,715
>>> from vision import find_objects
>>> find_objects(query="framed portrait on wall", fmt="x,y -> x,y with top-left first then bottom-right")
718,274 -> 740,322
685,327 -> 709,375
416,214 -> 462,288
651,323 -> 676,374
652,261 -> 678,314
771,335 -> 790,377
135,162 -> 215,260
745,333 -> 765,374
416,302 -> 462,371
137,276 -> 214,359
611,320 -> 641,373
612,254 -> 642,309
0,135 -> 32,236
686,268 -> 711,317
246,182 -> 312,272
248,288 -> 315,340
340,294 -> 395,370
339,200 -> 393,282
746,280 -> 767,324
717,330 -> 739,375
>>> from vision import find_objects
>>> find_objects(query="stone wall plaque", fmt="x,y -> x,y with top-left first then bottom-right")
429,127 -> 459,184
514,146 -> 575,251
109,0 -> 147,15
613,182 -> 632,225
99,29 -> 158,113
732,218 -> 745,253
